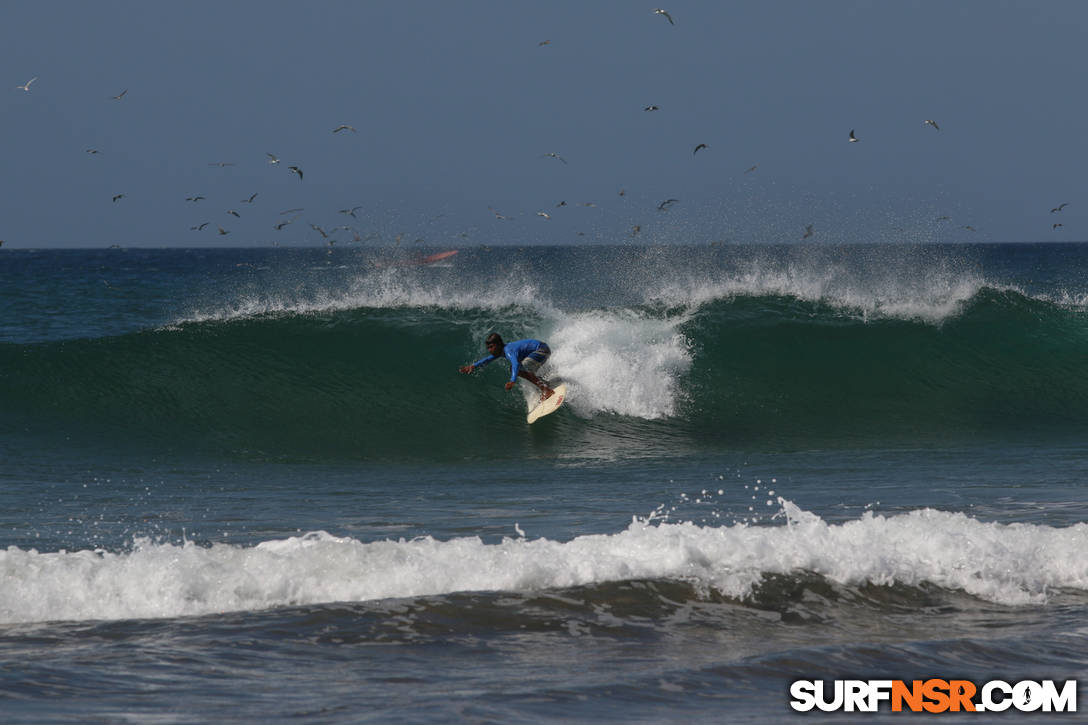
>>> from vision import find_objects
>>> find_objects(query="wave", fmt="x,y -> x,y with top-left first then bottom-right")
2,500 -> 1085,625
3,276 -> 1088,459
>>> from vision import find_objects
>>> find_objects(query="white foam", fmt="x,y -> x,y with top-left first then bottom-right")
543,309 -> 692,419
646,259 -> 991,324
3,503 -> 1085,624
173,266 -> 544,326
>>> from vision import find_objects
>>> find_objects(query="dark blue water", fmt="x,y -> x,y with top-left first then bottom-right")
2,244 -> 1087,722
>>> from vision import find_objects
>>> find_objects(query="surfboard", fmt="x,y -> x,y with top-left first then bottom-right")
527,383 -> 567,424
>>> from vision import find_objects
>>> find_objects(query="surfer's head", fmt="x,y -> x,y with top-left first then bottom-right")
485,332 -> 503,355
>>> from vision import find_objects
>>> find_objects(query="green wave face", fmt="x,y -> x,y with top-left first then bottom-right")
4,279 -> 1088,461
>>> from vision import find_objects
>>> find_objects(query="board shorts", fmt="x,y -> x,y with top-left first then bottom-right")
519,343 -> 550,374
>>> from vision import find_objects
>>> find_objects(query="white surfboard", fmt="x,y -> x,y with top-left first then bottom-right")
527,383 -> 567,424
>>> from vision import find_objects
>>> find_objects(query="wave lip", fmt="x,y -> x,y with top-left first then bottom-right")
3,502 -> 1086,625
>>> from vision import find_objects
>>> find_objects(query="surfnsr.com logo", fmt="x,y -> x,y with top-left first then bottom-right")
789,679 -> 1078,713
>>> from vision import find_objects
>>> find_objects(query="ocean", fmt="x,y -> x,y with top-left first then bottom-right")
1,243 -> 1086,723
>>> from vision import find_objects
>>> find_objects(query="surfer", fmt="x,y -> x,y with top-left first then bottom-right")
460,333 -> 556,399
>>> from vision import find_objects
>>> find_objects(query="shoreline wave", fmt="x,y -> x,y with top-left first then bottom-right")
3,501 -> 1085,625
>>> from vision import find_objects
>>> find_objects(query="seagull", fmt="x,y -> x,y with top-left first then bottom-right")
693,143 -> 708,155
936,215 -> 952,221
538,40 -> 551,46
266,153 -> 280,165
338,206 -> 362,218
653,8 -> 675,25
923,119 -> 940,131
332,124 -> 356,133
744,165 -> 758,173
227,209 -> 241,218
288,165 -> 303,180
644,104 -> 659,111
802,224 -> 814,240
310,224 -> 328,239
112,194 -> 125,203
209,161 -> 235,167
962,225 -> 976,232
16,77 -> 37,92
848,129 -> 858,142
191,222 -> 209,231
541,152 -> 567,164
273,219 -> 294,231
241,193 -> 258,203
488,206 -> 507,220
217,227 -> 230,235
185,195 -> 205,202
85,148 -> 100,154
658,198 -> 679,211
1050,203 -> 1069,213
1053,223 -> 1064,230
631,225 -> 641,237
111,89 -> 128,101
537,211 -> 551,220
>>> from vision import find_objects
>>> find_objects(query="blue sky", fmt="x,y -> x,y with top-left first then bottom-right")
3,1 -> 1086,247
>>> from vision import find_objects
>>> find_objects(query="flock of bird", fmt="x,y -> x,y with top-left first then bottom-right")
10,8 -> 1076,248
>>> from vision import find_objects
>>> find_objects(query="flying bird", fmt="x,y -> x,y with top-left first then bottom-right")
744,165 -> 758,173
538,40 -> 551,46
541,152 -> 567,164
923,119 -> 940,131
488,206 -> 507,220
693,143 -> 708,155
112,194 -> 125,203
848,129 -> 858,142
266,153 -> 280,165
537,211 -> 551,220
802,224 -> 814,240
1050,203 -> 1069,213
644,104 -> 659,111
209,161 -> 235,167
217,227 -> 230,235
185,195 -> 205,202
653,8 -> 675,25
241,193 -> 258,203
658,198 -> 679,211
191,222 -> 209,231
16,77 -> 37,92
85,148 -> 100,154
339,206 -> 362,218
111,89 -> 128,101
332,124 -> 356,133
288,165 -> 303,180
1053,223 -> 1064,230
273,219 -> 294,230
227,209 -> 241,218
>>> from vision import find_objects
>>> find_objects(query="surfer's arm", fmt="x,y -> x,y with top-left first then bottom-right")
461,354 -> 496,373
505,351 -> 521,383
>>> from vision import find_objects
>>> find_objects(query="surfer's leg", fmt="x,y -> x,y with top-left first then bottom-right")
517,369 -> 554,399
518,347 -> 554,398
